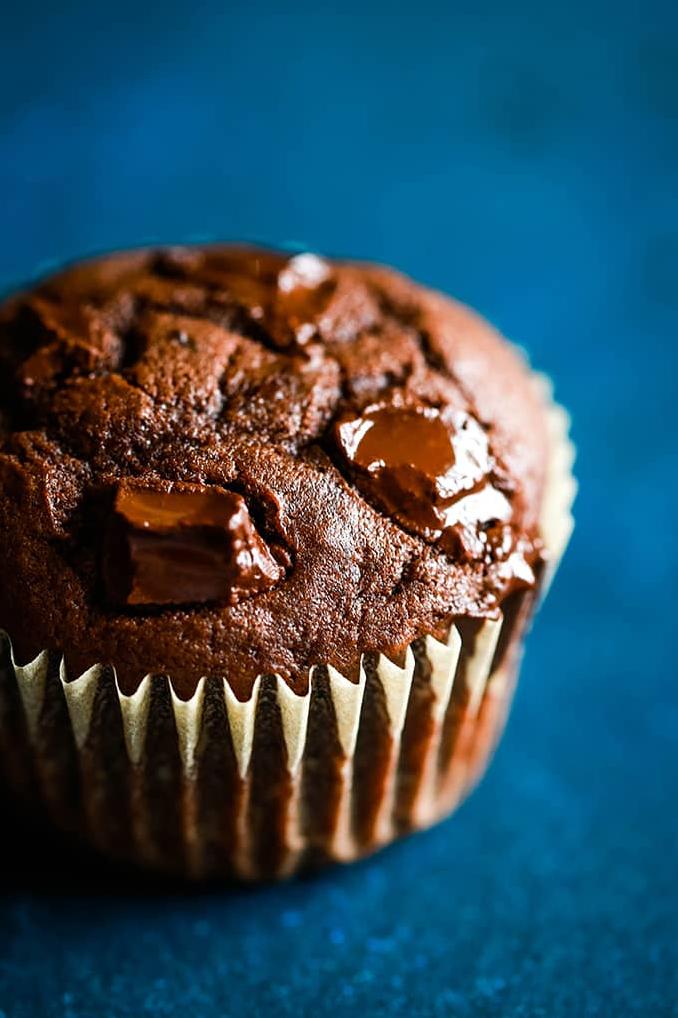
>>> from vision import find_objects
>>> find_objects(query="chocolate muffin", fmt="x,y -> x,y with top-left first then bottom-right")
0,246 -> 575,878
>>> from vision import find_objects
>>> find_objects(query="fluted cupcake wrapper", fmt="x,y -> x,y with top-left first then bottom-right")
0,383 -> 575,880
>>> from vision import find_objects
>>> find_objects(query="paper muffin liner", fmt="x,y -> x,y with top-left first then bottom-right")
0,381 -> 575,881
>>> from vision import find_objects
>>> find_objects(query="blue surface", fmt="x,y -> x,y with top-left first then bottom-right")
1,2 -> 677,1015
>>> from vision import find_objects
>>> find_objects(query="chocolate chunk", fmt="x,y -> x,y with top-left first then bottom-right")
269,253 -> 335,348
157,249 -> 372,353
269,255 -> 380,349
439,521 -> 536,591
333,399 -> 536,592
171,250 -> 335,350
16,297 -> 126,401
335,402 -> 507,535
104,481 -> 282,607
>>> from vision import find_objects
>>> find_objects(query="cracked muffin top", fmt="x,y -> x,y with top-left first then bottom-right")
0,246 -> 550,698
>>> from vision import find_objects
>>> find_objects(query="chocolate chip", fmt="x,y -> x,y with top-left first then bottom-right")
334,401 -> 517,551
268,253 -> 335,349
103,480 -> 282,607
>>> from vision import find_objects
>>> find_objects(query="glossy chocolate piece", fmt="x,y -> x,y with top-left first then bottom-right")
440,521 -> 536,589
335,403 -> 503,532
335,401 -> 537,590
149,247 -> 335,350
270,253 -> 335,348
104,482 -> 282,607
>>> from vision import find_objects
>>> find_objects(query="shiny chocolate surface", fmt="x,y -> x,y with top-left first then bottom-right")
104,482 -> 282,607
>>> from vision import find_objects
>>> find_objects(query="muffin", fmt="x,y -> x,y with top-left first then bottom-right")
0,246 -> 575,879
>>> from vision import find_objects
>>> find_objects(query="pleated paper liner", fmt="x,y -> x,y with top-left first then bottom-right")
0,386 -> 575,881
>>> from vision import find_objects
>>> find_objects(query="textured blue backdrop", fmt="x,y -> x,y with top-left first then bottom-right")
1,1 -> 677,1016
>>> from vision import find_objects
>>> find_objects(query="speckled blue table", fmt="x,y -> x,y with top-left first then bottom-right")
1,2 -> 677,1015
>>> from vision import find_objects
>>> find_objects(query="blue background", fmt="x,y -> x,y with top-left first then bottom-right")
1,1 -> 677,1015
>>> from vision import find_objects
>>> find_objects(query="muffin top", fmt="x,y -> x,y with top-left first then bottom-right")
0,246 -> 549,698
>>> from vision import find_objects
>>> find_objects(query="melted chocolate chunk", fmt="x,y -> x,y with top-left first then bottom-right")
335,402 -> 503,533
335,400 -> 537,589
440,522 -> 536,591
104,481 -> 282,607
271,253 -> 335,347
174,250 -> 336,351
